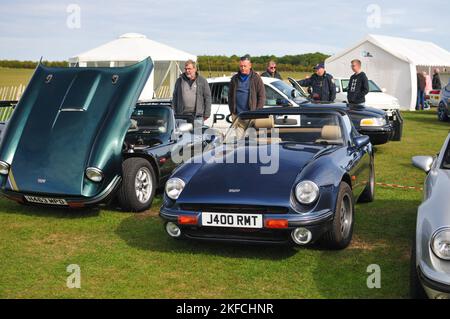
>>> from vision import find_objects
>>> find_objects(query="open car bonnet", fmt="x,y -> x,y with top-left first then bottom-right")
0,58 -> 153,197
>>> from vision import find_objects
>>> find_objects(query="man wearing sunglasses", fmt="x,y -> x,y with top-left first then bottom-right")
261,60 -> 283,80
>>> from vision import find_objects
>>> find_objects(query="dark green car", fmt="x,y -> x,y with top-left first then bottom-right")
0,58 -> 209,212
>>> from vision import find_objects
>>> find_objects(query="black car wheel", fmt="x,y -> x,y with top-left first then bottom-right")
322,182 -> 354,249
437,103 -> 449,122
358,158 -> 375,203
117,158 -> 156,212
410,236 -> 428,299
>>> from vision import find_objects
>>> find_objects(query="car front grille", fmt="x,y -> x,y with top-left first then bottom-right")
179,204 -> 289,214
183,226 -> 291,244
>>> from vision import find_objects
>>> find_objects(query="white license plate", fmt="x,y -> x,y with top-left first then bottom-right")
24,195 -> 68,206
201,212 -> 263,228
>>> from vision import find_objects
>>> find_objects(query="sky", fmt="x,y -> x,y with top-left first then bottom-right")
0,0 -> 448,61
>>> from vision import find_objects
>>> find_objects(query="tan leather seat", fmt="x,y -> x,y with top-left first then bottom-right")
315,125 -> 343,144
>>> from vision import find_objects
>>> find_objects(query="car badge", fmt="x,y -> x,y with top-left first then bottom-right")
228,189 -> 240,193
37,178 -> 46,184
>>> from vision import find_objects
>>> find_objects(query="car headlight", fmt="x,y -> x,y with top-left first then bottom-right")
295,181 -> 319,205
85,167 -> 103,182
165,177 -> 185,200
431,228 -> 450,260
360,117 -> 387,127
0,161 -> 10,175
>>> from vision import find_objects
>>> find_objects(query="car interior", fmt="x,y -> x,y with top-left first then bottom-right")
237,115 -> 344,145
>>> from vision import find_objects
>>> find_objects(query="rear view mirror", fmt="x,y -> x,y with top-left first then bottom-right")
274,117 -> 298,126
412,155 -> 433,173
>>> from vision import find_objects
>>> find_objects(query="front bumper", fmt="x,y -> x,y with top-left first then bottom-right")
417,266 -> 450,299
0,175 -> 122,208
160,207 -> 334,245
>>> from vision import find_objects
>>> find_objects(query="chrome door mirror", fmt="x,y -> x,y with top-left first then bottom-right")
412,156 -> 433,173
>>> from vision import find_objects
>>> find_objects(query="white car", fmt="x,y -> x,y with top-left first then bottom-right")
206,76 -> 307,129
334,77 -> 401,117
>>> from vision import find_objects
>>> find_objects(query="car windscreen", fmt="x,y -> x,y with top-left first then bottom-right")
271,80 -> 307,98
224,113 -> 344,146
341,79 -> 382,93
131,106 -> 170,133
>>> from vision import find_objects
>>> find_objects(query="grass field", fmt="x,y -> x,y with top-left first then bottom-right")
0,67 -> 310,89
0,110 -> 449,298
0,68 -> 34,88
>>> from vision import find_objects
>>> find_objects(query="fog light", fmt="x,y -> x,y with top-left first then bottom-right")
166,222 -> 181,238
85,167 -> 103,182
0,160 -> 10,175
291,227 -> 312,245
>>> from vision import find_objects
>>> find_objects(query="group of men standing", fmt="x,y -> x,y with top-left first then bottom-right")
171,56 -> 267,126
171,56 -> 370,127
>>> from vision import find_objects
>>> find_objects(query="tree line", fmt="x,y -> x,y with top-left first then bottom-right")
0,60 -> 68,69
0,52 -> 330,71
197,52 -> 330,72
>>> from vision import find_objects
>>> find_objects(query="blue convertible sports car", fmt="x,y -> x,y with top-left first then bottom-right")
160,107 -> 375,249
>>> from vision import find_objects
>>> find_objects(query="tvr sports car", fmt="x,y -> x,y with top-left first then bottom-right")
160,107 -> 375,249
411,134 -> 450,299
0,59 -> 218,212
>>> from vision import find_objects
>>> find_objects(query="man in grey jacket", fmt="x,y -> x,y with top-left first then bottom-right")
172,60 -> 211,127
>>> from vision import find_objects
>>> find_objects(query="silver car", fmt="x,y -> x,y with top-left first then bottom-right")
411,135 -> 450,299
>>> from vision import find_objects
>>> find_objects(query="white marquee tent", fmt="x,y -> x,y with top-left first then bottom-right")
68,33 -> 197,100
325,34 -> 450,110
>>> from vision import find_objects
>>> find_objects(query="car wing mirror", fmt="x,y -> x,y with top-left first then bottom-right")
336,86 -> 340,93
353,135 -> 370,148
412,155 -> 433,173
381,88 -> 387,93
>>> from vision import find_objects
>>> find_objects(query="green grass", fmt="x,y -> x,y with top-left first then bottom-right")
0,108 -> 449,298
0,68 -> 34,88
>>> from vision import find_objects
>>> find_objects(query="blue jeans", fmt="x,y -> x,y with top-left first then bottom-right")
416,90 -> 425,110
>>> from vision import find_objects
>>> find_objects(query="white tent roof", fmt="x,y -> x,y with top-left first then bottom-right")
69,33 -> 196,63
326,34 -> 450,67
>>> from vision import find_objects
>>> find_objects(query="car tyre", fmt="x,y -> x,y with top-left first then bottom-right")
410,236 -> 428,299
358,157 -> 375,203
437,103 -> 449,122
117,158 -> 156,212
322,182 -> 354,250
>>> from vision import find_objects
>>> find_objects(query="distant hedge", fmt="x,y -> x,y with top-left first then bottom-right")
197,52 -> 330,72
0,52 -> 329,71
0,60 -> 68,69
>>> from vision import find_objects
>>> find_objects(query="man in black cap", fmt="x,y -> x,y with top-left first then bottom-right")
297,63 -> 336,102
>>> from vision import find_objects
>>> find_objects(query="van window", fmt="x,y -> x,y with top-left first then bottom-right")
265,85 -> 284,106
210,82 -> 229,104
